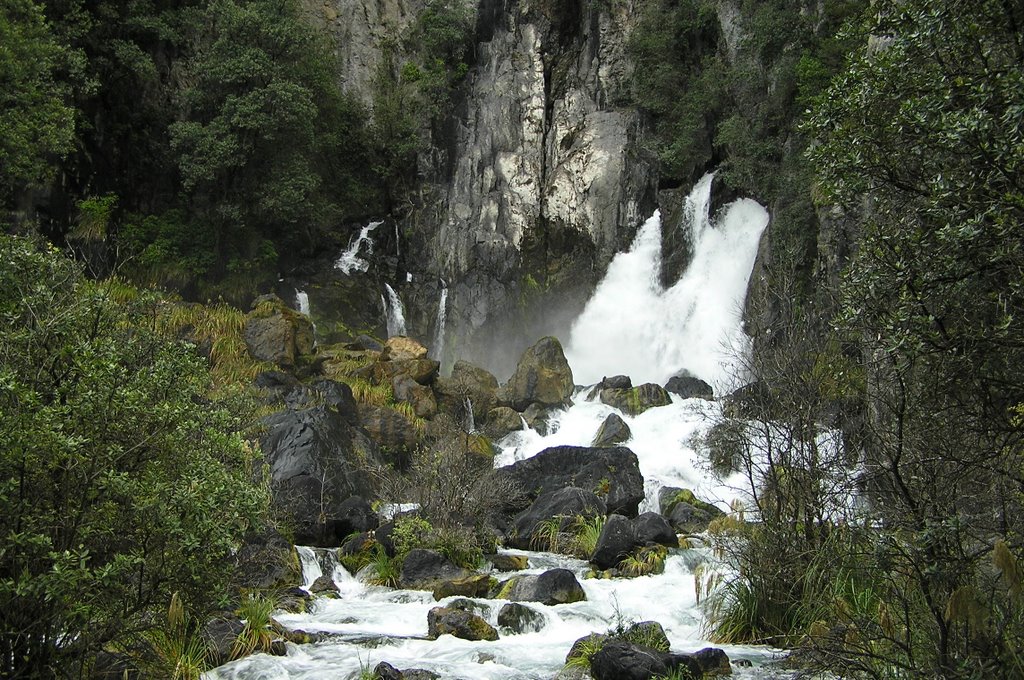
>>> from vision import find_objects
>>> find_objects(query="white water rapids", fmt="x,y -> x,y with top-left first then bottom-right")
207,177 -> 789,679
336,221 -> 383,274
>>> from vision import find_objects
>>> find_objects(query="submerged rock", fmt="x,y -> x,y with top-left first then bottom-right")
497,602 -> 546,634
664,370 -> 714,400
499,568 -> 586,605
503,337 -> 575,411
427,606 -> 499,641
592,413 -> 631,447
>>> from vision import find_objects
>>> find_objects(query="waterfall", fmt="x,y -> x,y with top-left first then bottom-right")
295,546 -> 322,589
464,396 -> 475,433
564,173 -> 768,394
395,222 -> 401,258
384,283 -> 407,337
294,288 -> 310,316
335,220 -> 383,274
431,284 -> 448,360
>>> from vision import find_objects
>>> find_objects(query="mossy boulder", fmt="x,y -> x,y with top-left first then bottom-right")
503,337 -> 575,411
487,553 -> 529,571
498,568 -> 586,605
432,574 -> 492,600
485,406 -> 525,439
427,606 -> 499,641
658,487 -> 724,534
244,294 -> 315,368
382,337 -> 429,361
497,602 -> 546,634
599,383 -> 671,416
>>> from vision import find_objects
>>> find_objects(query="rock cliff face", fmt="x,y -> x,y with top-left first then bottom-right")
310,0 -> 658,378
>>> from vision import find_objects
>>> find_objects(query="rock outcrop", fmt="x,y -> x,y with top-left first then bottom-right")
506,486 -> 607,550
502,337 -> 575,411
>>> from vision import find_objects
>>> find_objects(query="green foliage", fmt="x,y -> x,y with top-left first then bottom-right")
139,593 -> 209,680
392,516 -> 434,556
0,236 -> 269,675
232,593 -> 277,659
618,546 -> 667,578
0,0 -> 75,197
367,546 -> 402,588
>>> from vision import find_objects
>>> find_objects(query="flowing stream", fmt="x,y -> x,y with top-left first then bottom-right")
207,178 -> 787,679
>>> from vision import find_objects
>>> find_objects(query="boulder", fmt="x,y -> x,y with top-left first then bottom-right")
382,337 -> 429,361
497,602 -> 546,634
521,403 -> 557,435
590,514 -> 636,570
381,358 -> 440,385
484,406 -> 525,439
201,615 -> 245,666
659,488 -> 724,534
244,294 -> 315,367
230,527 -> 299,589
504,337 -> 575,411
497,445 -> 645,517
358,404 -> 420,468
373,662 -> 403,680
434,360 -> 500,424
589,640 -> 704,680
566,633 -> 609,665
327,496 -> 378,541
253,370 -> 302,403
399,549 -> 471,590
621,621 -> 670,652
432,574 -> 492,600
487,553 -> 529,571
447,598 -> 493,618
507,487 -> 607,550
499,568 -> 586,605
261,404 -> 378,546
427,606 -> 499,641
585,375 -> 632,400
664,370 -> 714,400
391,375 -> 438,419
632,512 -> 679,548
691,647 -> 732,676
599,383 -> 672,416
310,574 -> 339,595
592,413 -> 631,447
351,334 -> 384,352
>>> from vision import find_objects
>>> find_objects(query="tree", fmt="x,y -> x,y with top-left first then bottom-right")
0,235 -> 269,677
0,0 -> 75,200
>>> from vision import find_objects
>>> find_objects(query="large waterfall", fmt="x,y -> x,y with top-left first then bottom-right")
565,174 -> 769,394
206,179 -> 780,680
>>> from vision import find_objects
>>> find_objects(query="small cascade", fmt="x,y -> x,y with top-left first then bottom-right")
335,220 -> 383,274
431,284 -> 448,360
464,396 -> 476,433
384,283 -> 407,337
295,545 -> 322,589
294,289 -> 311,316
394,222 -> 401,258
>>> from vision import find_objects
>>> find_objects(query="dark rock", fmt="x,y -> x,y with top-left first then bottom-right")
600,383 -> 672,416
497,445 -> 644,517
566,633 -> 609,665
427,606 -> 499,641
373,661 -> 403,680
504,337 -> 575,411
269,639 -> 288,656
327,496 -> 379,543
201,615 -> 245,666
585,375 -> 632,401
400,549 -> 471,589
432,574 -> 492,600
665,370 -> 714,400
499,568 -> 586,605
484,406 -> 525,439
592,413 -> 632,447
669,502 -> 722,534
621,621 -> 670,652
351,334 -> 384,352
231,527 -> 299,589
590,514 -> 636,570
487,553 -> 529,571
402,671 -> 440,680
691,647 -> 732,676
358,404 -> 420,468
632,512 -> 679,548
507,487 -> 607,550
446,598 -> 492,618
497,602 -> 546,633
589,640 -> 704,680
391,375 -> 438,419
244,294 -> 315,367
310,574 -> 339,595
253,370 -> 301,402
521,403 -> 556,435
261,404 -> 378,546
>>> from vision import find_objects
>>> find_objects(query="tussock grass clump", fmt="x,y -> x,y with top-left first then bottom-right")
232,593 -> 277,659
